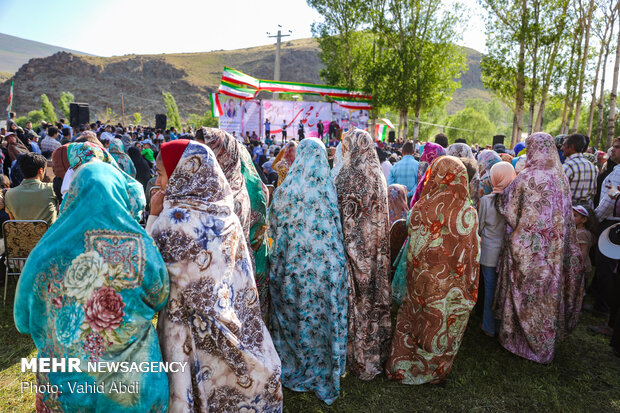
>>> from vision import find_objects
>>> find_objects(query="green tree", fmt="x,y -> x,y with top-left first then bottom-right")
132,112 -> 142,125
102,107 -> 119,124
28,110 -> 46,125
187,111 -> 219,129
446,107 -> 496,144
376,0 -> 466,141
162,92 -> 182,130
58,92 -> 74,118
40,94 -> 57,123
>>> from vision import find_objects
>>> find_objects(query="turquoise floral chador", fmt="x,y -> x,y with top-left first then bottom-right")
14,161 -> 170,412
268,138 -> 348,404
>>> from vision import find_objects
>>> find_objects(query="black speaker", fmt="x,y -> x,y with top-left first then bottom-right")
492,135 -> 505,146
388,130 -> 396,143
155,114 -> 167,131
69,103 -> 90,127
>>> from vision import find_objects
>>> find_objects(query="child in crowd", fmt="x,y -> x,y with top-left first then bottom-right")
572,205 -> 597,289
141,139 -> 155,168
478,161 -> 516,337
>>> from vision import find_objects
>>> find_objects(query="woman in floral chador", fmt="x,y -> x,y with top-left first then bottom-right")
494,132 -> 584,364
199,127 -> 270,319
273,141 -> 297,187
268,138 -> 348,404
14,161 -> 170,412
109,138 -> 137,178
335,129 -> 392,381
150,140 -> 283,412
387,156 -> 480,385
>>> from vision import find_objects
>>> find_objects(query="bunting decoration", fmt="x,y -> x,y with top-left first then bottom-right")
218,66 -> 372,110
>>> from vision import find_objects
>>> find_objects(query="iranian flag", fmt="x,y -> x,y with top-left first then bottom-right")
6,80 -> 13,113
376,124 -> 388,141
210,93 -> 223,117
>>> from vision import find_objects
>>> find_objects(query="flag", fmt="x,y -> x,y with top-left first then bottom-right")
376,124 -> 388,141
210,93 -> 223,117
6,80 -> 13,114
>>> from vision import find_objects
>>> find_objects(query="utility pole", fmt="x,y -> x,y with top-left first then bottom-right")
121,93 -> 125,125
267,26 -> 291,100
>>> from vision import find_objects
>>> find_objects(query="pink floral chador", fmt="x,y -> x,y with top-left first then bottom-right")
494,132 -> 584,364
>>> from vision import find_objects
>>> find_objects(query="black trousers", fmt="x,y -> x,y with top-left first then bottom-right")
593,220 -> 620,314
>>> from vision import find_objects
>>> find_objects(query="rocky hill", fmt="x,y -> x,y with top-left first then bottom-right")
0,37 -> 490,123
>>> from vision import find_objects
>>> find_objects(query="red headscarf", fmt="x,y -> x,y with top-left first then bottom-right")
160,139 -> 190,177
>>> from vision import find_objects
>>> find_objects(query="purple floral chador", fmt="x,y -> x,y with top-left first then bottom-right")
494,132 -> 584,364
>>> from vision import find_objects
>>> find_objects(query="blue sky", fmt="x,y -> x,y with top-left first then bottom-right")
0,0 -> 487,56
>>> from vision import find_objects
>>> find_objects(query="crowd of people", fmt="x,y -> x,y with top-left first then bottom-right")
2,114 -> 619,411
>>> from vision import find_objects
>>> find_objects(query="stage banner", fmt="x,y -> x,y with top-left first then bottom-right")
262,100 -> 332,138
331,106 -> 370,132
242,100 -> 261,137
217,95 -> 244,135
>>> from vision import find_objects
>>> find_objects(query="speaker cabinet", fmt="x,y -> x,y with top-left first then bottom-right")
69,103 -> 89,127
155,114 -> 167,131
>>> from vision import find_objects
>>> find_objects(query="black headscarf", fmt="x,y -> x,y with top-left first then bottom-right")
127,146 -> 152,188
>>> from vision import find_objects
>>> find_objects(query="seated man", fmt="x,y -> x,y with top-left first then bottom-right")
5,152 -> 57,225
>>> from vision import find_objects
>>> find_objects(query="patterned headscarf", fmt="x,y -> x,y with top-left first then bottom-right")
446,143 -> 474,159
63,142 -> 145,221
387,155 -> 479,384
477,149 -> 502,198
335,129 -> 391,380
151,141 -> 283,411
494,131 -> 583,363
410,142 -> 446,207
200,127 -> 251,244
388,184 -> 409,227
108,138 -> 137,178
268,137 -> 348,403
15,161 -> 170,412
273,141 -> 298,187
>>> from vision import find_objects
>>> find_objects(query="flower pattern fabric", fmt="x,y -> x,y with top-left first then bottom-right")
109,138 -> 137,178
335,129 -> 392,381
411,143 -> 446,208
447,143 -> 480,207
151,141 -> 283,412
387,156 -> 480,384
273,141 -> 297,188
238,143 -> 271,319
477,149 -> 502,200
200,128 -> 252,246
14,161 -> 170,412
268,138 -> 348,404
494,132 -> 584,364
388,184 -> 409,227
64,142 -> 145,221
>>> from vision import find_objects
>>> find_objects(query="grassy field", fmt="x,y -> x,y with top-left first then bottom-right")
1,282 -> 619,413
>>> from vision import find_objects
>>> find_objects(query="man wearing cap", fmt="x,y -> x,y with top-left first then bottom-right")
590,137 -> 620,320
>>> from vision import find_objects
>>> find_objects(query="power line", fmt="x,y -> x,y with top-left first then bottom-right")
408,119 -> 476,133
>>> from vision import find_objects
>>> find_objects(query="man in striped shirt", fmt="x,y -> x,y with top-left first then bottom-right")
561,134 -> 598,207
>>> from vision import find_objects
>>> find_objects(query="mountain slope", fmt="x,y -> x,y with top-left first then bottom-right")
0,37 -> 490,122
0,32 -> 89,73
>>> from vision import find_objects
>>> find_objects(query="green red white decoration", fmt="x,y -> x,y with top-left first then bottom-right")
217,66 -> 372,111
6,80 -> 13,113
210,93 -> 223,117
